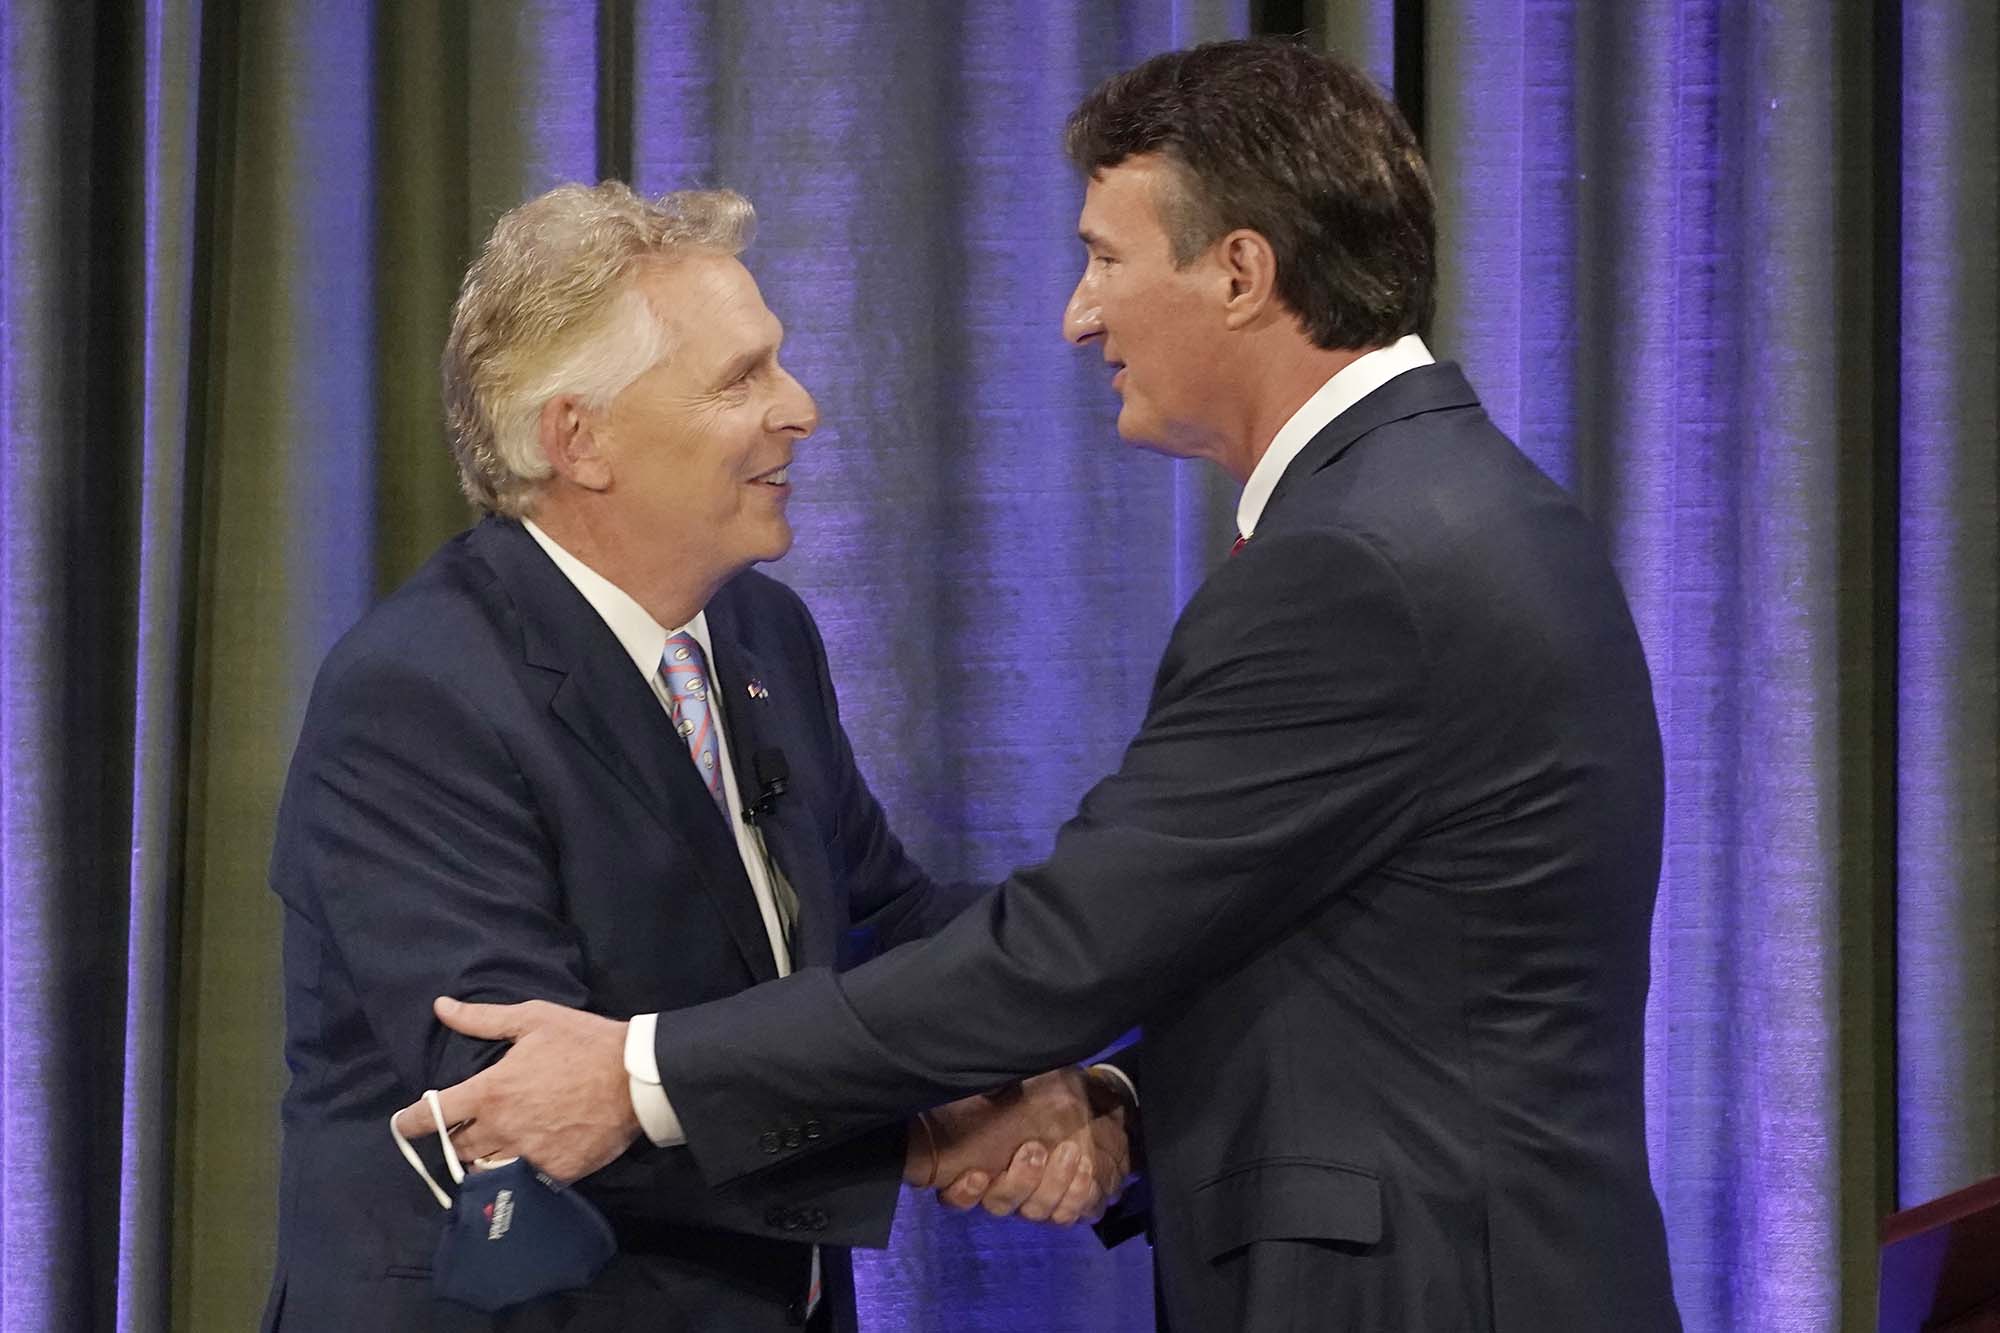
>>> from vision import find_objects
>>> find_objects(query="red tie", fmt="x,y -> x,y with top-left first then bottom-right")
1230,534 -> 1249,557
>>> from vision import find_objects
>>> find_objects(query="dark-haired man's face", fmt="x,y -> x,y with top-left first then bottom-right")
1063,156 -> 1230,463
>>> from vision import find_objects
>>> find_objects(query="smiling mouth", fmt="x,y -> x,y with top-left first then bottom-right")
752,464 -> 790,486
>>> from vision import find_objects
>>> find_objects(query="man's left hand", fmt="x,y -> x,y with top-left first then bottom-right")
391,996 -> 638,1183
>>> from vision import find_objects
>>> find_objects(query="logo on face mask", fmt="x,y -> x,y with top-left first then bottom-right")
485,1189 -> 516,1240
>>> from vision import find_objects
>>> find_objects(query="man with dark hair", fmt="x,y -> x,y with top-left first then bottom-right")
408,40 -> 1680,1330
1065,39 -> 1436,351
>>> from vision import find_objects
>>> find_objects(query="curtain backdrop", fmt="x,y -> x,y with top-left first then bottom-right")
0,2 -> 1991,1331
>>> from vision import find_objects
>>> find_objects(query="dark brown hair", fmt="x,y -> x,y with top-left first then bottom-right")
1065,38 -> 1435,349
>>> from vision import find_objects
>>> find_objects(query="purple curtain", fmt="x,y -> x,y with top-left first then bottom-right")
1412,1 -> 1998,1327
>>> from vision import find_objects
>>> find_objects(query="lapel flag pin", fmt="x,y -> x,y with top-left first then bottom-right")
746,678 -> 770,699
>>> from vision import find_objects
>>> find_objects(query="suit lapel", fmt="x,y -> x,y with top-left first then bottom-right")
704,588 -> 840,970
472,519 -> 779,983
1261,361 -> 1483,523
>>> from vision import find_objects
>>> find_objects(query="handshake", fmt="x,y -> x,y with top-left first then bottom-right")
902,1064 -> 1135,1227
393,997 -> 1135,1228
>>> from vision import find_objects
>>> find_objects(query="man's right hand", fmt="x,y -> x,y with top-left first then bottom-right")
910,1066 -> 1135,1226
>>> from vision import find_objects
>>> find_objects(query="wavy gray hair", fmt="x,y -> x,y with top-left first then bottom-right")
441,181 -> 757,516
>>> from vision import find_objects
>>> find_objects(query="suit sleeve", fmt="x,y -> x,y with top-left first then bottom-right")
654,528 -> 1434,1184
285,653 -> 586,1095
280,649 -> 904,1245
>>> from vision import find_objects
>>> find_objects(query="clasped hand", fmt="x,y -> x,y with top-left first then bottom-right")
903,1066 -> 1134,1227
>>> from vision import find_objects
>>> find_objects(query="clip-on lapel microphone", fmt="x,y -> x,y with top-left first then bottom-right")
742,746 -> 788,824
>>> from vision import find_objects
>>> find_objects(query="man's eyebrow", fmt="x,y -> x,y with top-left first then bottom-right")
715,326 -> 783,385
1078,227 -> 1107,248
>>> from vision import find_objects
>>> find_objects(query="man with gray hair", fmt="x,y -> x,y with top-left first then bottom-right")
263,181 -> 1123,1332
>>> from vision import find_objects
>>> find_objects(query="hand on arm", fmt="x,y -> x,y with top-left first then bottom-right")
391,997 -> 640,1184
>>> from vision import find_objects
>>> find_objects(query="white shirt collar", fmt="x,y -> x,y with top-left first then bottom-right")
522,519 -> 711,676
1235,334 -> 1435,539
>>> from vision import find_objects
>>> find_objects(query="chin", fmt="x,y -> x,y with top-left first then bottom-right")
1115,410 -> 1179,455
1114,405 -> 1156,443
1118,400 -> 1217,462
751,523 -> 795,565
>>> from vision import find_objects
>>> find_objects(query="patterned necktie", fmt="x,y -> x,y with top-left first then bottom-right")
660,630 -> 803,945
661,631 -> 726,816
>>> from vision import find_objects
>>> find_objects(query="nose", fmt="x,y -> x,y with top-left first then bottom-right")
770,366 -> 818,438
1063,272 -> 1102,346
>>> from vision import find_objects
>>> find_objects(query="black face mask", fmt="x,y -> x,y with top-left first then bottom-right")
392,1090 -> 616,1313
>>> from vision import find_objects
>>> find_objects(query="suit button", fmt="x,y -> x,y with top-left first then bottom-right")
802,1119 -> 824,1141
806,1208 -> 828,1231
759,1131 -> 781,1154
765,1206 -> 788,1229
783,1211 -> 803,1231
781,1127 -> 803,1150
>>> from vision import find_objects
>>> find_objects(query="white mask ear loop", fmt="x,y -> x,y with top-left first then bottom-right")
426,1090 -> 468,1185
388,1090 -> 466,1211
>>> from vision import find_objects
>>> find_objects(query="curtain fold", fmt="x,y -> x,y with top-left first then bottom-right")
1569,8 -> 1687,1242
1425,0 -> 1530,458
172,3 -> 377,1325
1721,5 -> 1870,1323
0,3 -> 1991,1330
374,0 -> 478,592
120,2 -> 205,1326
1896,0 -> 2000,1212
3,1 -> 97,1327
1319,0 -> 1393,90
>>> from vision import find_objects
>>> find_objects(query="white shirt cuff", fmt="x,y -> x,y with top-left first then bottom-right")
1089,1061 -> 1139,1109
624,1012 -> 687,1146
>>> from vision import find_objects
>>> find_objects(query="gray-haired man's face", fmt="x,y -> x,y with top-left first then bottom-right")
594,254 -> 817,582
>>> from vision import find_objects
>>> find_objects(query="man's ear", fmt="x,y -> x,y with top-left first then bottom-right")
1217,229 -> 1279,331
539,395 -> 612,491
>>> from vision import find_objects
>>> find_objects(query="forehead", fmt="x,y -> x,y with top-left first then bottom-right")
635,251 -> 779,353
1079,156 -> 1177,243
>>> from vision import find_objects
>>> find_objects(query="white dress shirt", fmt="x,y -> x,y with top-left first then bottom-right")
522,520 -> 789,1146
1234,334 -> 1435,541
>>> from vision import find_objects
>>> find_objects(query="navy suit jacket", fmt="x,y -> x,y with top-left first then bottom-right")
264,517 -> 980,1332
643,365 -> 1681,1331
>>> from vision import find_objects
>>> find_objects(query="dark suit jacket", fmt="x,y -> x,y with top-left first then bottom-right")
263,516 -> 980,1332
646,365 -> 1681,1332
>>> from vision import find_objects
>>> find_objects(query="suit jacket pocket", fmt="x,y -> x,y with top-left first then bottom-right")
1191,1157 -> 1383,1261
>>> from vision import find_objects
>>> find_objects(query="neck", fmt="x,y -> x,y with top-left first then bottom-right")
527,498 -> 721,630
1221,339 -> 1374,483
